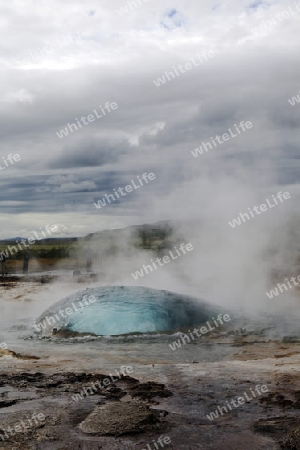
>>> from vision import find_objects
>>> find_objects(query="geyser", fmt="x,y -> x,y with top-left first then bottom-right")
36,286 -> 217,336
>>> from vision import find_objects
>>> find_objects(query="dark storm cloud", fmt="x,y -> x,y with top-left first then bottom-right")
0,167 -> 163,216
49,138 -> 130,169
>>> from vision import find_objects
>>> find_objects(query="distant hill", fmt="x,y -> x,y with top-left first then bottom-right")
0,221 -> 173,244
83,220 -> 172,241
0,220 -> 172,248
0,221 -> 176,260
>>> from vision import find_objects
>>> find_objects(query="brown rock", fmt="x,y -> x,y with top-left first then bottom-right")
78,401 -> 157,436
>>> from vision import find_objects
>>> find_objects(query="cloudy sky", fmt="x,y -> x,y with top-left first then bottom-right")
0,0 -> 299,238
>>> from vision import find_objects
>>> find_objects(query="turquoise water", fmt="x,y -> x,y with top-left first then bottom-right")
2,282 -> 298,371
36,285 -> 216,336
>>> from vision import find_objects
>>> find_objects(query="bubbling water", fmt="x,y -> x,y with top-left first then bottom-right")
36,286 -> 217,336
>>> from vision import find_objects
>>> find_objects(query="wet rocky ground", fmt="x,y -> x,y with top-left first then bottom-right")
0,370 -> 173,450
1,336 -> 300,450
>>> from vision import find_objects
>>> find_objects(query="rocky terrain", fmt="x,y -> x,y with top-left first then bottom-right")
0,278 -> 300,449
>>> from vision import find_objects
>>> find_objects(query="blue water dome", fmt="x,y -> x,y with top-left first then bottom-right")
35,286 -> 216,336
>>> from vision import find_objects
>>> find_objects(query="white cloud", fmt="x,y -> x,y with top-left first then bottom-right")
2,88 -> 34,103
